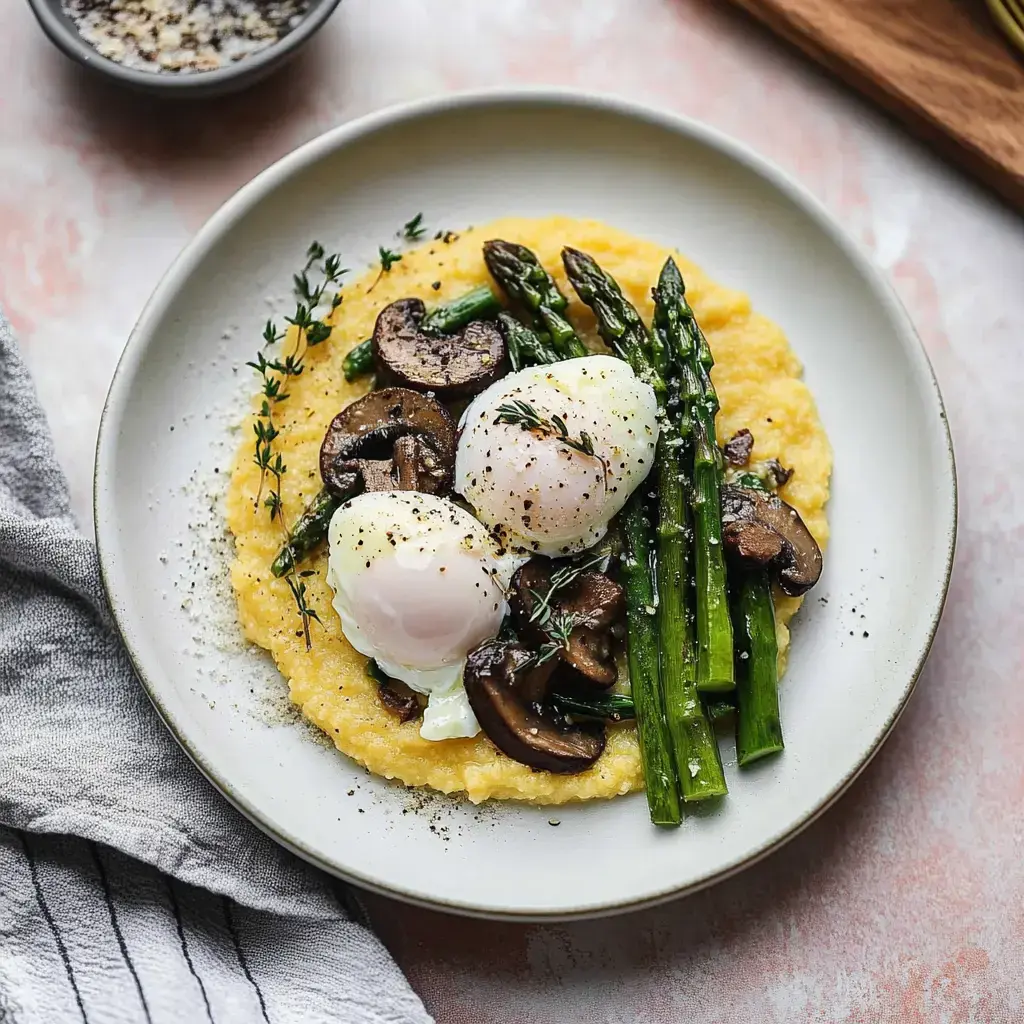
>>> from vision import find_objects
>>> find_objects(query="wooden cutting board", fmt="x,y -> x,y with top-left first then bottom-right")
726,0 -> 1024,211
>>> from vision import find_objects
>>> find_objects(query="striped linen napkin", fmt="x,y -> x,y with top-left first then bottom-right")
0,309 -> 433,1024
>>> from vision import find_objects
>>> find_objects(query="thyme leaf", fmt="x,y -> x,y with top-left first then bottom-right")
402,213 -> 426,241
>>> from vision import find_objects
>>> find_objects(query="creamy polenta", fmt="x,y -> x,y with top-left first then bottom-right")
225,216 -> 831,804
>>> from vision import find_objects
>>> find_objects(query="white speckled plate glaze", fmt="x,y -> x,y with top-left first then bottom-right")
95,90 -> 956,920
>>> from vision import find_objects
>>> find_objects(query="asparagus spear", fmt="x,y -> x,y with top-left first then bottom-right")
341,285 -> 502,381
341,342 -> 375,381
483,241 -> 588,360
726,473 -> 783,764
656,258 -> 734,693
497,311 -> 558,371
271,487 -> 342,577
653,442 -> 725,800
651,262 -> 728,801
562,248 -> 698,813
563,248 -> 729,801
421,284 -> 502,333
732,568 -> 783,765
620,491 -> 681,826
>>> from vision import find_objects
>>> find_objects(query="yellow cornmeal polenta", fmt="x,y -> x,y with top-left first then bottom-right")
226,216 -> 831,804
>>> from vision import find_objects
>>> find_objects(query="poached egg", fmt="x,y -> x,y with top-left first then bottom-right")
326,491 -> 520,741
454,355 -> 660,556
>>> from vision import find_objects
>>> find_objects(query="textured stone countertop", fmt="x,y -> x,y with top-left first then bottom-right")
3,1 -> 1023,1019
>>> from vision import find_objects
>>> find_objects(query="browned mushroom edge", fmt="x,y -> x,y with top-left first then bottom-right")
723,428 -> 754,466
745,458 -> 793,490
366,660 -> 424,724
720,484 -> 822,596
372,298 -> 508,400
508,558 -> 625,688
319,387 -> 456,499
463,639 -> 606,774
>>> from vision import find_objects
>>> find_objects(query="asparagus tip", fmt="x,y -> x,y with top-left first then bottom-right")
656,255 -> 683,292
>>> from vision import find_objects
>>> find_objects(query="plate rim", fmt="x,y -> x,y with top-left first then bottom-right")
93,86 -> 958,921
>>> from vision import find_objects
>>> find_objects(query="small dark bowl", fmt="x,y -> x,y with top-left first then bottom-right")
25,0 -> 342,98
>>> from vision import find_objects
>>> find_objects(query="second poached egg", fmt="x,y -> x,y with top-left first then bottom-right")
455,355 -> 660,556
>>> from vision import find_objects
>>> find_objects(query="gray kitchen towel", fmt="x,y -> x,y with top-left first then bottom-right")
0,309 -> 433,1024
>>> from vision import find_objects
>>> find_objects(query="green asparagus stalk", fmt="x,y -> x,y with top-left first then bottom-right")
620,491 -> 681,827
732,568 -> 783,765
421,285 -> 502,333
561,247 -> 689,814
654,443 -> 726,799
271,487 -> 342,577
691,423 -> 733,693
726,472 -> 783,763
341,285 -> 502,381
656,258 -> 734,693
483,241 -> 588,360
652,262 -> 727,800
497,312 -> 558,371
341,341 -> 375,380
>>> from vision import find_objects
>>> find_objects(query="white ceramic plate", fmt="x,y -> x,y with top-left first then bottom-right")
95,90 -> 956,920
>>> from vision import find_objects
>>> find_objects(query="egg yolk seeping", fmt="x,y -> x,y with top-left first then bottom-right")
454,355 -> 660,556
326,492 -> 521,741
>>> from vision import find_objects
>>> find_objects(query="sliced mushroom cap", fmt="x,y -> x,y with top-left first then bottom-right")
509,558 -> 625,688
319,387 -> 456,499
463,639 -> 606,774
720,484 -> 822,596
372,298 -> 508,400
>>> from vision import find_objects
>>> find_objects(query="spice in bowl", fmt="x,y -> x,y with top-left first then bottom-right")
61,0 -> 312,73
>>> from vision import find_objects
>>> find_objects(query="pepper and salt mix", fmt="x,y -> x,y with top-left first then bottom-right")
62,0 -> 311,73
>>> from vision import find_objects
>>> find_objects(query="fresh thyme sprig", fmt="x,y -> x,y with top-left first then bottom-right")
527,553 -> 608,627
293,241 -> 346,312
286,575 -> 323,651
247,240 -> 345,650
529,609 -> 590,668
247,331 -> 287,512
402,213 -> 426,241
367,246 -> 403,292
522,553 -> 608,667
379,247 -> 402,271
493,400 -> 607,479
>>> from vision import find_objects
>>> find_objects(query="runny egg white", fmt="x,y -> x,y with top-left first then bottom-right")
325,491 -> 520,741
455,355 -> 660,556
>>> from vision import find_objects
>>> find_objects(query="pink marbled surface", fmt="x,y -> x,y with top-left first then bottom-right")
3,0 -> 1023,1020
